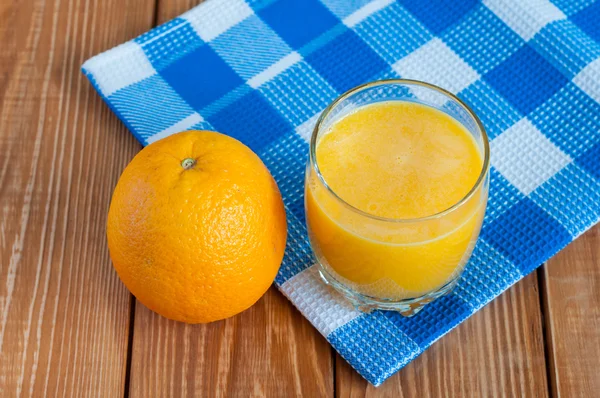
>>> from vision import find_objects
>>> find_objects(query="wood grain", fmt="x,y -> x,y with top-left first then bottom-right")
156,0 -> 203,22
129,288 -> 333,397
336,273 -> 549,397
0,0 -> 154,395
541,225 -> 600,397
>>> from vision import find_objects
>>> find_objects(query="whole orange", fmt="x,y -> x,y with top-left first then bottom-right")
107,130 -> 287,323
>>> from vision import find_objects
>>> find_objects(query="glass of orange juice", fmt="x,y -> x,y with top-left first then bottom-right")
305,80 -> 490,316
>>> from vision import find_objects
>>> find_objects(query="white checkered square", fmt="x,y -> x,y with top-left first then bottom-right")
83,42 -> 156,97
146,113 -> 203,145
491,118 -> 572,195
280,265 -> 361,337
295,112 -> 321,143
392,38 -> 480,93
183,0 -> 253,42
248,52 -> 302,89
483,0 -> 566,41
573,57 -> 600,103
342,0 -> 395,28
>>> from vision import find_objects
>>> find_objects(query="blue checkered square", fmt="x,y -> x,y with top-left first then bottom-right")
287,196 -> 306,225
299,24 -> 348,58
531,20 -> 600,78
372,67 -> 402,81
244,0 -> 274,9
530,164 -> 600,236
353,2 -> 432,65
454,239 -> 522,310
209,15 -> 292,80
485,46 -> 570,115
139,21 -> 203,71
443,4 -> 524,74
383,294 -> 471,347
328,313 -> 421,386
306,30 -> 389,93
482,198 -> 572,274
207,90 -> 291,152
200,85 -> 253,117
576,141 -> 600,180
264,133 -> 309,224
484,168 -> 526,227
551,0 -> 596,16
398,0 -> 478,35
189,119 -> 215,132
258,0 -> 339,49
459,80 -> 522,140
571,1 -> 600,42
135,18 -> 188,45
110,75 -> 196,139
260,133 -> 308,218
259,61 -> 337,127
320,0 -> 373,19
274,212 -> 313,285
530,83 -> 600,159
161,44 -> 244,110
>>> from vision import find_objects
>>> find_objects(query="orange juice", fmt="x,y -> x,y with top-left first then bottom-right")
306,101 -> 487,300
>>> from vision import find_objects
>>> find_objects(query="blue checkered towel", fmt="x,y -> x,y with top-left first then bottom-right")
83,0 -> 600,386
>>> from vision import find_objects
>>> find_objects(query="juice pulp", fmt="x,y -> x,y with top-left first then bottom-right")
305,101 -> 487,299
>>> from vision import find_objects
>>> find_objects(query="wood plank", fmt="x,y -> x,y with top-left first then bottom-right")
0,0 -> 154,395
129,288 -> 334,397
156,0 -> 202,21
336,273 -> 549,397
128,1 -> 333,396
541,225 -> 600,397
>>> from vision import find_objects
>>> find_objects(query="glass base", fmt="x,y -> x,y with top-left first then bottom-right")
317,265 -> 459,317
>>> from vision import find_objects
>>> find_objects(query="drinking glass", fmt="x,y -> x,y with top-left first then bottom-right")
304,80 -> 490,316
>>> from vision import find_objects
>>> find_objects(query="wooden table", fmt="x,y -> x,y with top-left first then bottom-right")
1,0 -> 599,396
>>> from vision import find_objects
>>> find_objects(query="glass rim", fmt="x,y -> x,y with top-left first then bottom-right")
309,78 -> 491,224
